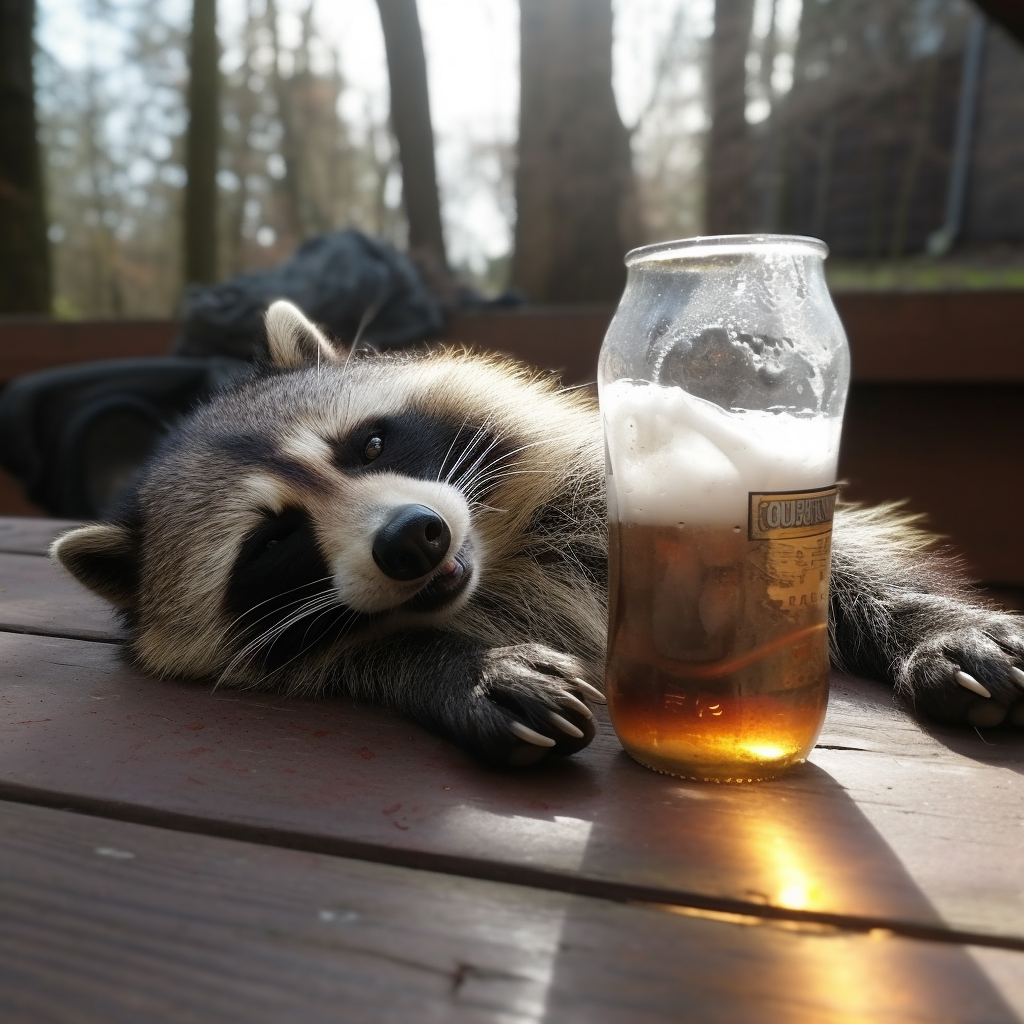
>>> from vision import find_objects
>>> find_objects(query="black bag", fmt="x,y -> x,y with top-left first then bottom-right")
0,231 -> 443,518
0,357 -> 244,518
174,229 -> 444,359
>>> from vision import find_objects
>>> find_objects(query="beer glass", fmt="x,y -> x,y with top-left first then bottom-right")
599,235 -> 850,781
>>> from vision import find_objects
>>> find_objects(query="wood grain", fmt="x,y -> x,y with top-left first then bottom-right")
834,291 -> 1024,383
2,630 -> 1022,944
0,551 -> 121,641
2,799 -> 1021,1024
449,293 -> 1024,384
0,516 -> 81,555
838,384 -> 1024,585
4,294 -> 1024,385
0,318 -> 175,383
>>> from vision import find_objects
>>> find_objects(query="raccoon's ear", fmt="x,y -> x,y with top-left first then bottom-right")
50,523 -> 139,610
264,300 -> 343,369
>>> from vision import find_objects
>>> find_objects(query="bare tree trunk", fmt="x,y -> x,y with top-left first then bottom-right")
758,0 -> 780,104
706,0 -> 756,235
263,0 -> 303,246
183,0 -> 220,285
375,0 -> 447,270
295,0 -> 331,235
82,57 -> 123,315
0,0 -> 51,313
753,0 -> 782,231
512,0 -> 638,304
224,0 -> 258,275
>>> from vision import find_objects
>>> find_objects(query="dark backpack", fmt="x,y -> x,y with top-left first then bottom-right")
0,231 -> 443,518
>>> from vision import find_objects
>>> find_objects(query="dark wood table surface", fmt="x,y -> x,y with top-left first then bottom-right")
2,514 -> 1023,1023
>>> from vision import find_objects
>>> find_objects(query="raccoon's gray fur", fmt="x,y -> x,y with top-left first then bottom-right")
53,301 -> 1024,766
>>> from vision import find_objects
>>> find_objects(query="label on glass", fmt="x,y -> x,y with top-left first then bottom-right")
748,486 -> 838,541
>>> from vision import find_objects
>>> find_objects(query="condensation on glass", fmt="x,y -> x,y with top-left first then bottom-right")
599,234 -> 850,782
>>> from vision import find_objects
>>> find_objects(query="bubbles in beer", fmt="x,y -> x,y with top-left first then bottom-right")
603,381 -> 840,782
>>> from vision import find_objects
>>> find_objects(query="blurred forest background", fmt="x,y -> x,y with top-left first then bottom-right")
2,0 -> 1024,319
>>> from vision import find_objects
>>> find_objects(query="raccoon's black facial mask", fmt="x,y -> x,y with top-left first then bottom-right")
216,407 -> 500,669
226,508 -> 359,670
333,412 -> 503,493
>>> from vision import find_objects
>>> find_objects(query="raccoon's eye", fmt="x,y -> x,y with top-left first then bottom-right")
362,435 -> 384,463
333,423 -> 387,470
238,510 -> 307,567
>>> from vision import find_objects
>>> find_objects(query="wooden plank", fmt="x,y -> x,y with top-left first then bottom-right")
1,799 -> 1021,1024
839,384 -> 1024,586
446,293 -> 1024,385
2,631 -> 1022,944
451,293 -> 1024,386
448,306 -> 613,386
0,515 -> 82,555
3,292 -> 1024,388
834,291 -> 1024,383
0,551 -> 121,641
0,318 -> 175,383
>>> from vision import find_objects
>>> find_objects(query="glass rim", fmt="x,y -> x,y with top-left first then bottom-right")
625,234 -> 829,266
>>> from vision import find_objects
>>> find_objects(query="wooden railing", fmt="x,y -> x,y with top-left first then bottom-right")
2,292 -> 1024,384
2,292 -> 1023,583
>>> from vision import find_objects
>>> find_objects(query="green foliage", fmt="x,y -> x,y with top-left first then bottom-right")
828,257 -> 1024,292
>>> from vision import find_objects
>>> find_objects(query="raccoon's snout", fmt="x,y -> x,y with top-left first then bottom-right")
373,504 -> 452,581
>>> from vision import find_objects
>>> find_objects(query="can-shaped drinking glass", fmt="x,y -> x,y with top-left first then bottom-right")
598,235 -> 850,781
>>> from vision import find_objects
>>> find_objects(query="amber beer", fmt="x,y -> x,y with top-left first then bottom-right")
606,488 -> 837,781
598,234 -> 849,780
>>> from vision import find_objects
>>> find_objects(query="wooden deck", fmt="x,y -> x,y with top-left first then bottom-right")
1,515 -> 1023,1021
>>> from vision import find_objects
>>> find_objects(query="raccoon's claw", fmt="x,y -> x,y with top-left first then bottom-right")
555,692 -> 595,720
468,643 -> 601,768
509,721 -> 557,747
574,680 -> 607,704
953,670 -> 1007,727
547,711 -> 585,739
955,670 -> 991,699
898,610 -> 1024,730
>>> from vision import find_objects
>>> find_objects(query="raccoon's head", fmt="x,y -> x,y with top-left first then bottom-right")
52,300 -> 587,691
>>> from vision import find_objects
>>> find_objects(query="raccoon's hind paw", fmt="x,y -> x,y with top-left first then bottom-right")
467,644 -> 601,768
898,611 -> 1024,729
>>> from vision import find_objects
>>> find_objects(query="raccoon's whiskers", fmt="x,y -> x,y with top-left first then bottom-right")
217,610 -> 332,692
450,434 -> 531,493
339,287 -> 386,379
222,575 -> 336,635
443,424 -> 499,487
450,446 -> 505,497
242,593 -> 338,660
216,589 -> 341,689
246,601 -> 360,690
436,417 -> 479,484
460,460 -> 564,501
454,434 -> 570,493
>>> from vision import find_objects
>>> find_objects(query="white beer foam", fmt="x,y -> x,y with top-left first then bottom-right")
602,380 -> 840,526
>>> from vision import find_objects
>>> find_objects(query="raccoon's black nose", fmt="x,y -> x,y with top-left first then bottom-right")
372,504 -> 452,581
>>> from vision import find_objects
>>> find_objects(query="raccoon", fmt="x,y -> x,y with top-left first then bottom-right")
52,301 -> 1024,767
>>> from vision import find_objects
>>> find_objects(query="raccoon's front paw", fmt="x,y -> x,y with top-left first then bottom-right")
466,644 -> 603,768
899,609 -> 1024,729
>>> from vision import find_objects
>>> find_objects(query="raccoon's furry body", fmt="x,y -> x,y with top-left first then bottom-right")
54,302 -> 1024,766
